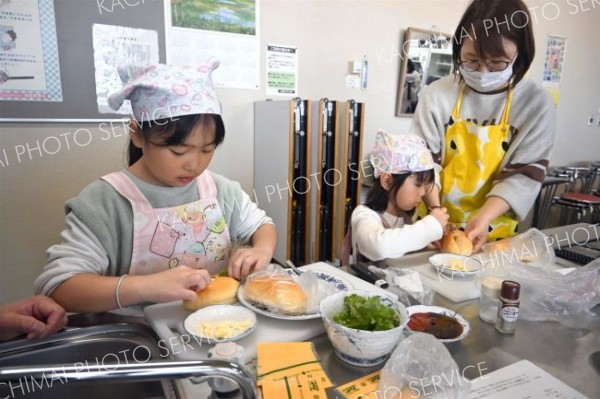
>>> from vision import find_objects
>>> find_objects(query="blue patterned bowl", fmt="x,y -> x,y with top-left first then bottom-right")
319,290 -> 408,367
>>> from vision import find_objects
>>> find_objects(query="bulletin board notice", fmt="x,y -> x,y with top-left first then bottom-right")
0,0 -> 166,122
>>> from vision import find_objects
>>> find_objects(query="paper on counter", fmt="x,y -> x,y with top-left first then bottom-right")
468,359 -> 589,399
257,342 -> 332,399
335,370 -> 381,399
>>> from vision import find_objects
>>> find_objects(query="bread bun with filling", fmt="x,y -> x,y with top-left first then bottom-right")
441,226 -> 473,256
244,275 -> 308,315
183,276 -> 240,311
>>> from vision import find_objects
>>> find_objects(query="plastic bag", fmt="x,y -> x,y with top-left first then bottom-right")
370,265 -> 435,307
379,333 -> 469,399
478,229 -> 600,329
482,228 -> 556,268
502,258 -> 600,329
243,264 -> 324,314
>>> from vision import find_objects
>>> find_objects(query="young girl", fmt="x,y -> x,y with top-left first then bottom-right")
34,61 -> 277,313
346,130 -> 448,264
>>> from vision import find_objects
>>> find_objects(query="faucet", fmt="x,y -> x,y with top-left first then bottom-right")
0,359 -> 258,399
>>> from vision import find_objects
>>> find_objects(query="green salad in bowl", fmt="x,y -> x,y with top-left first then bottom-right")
320,290 -> 408,367
334,294 -> 400,331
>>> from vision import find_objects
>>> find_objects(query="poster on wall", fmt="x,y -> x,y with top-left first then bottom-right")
164,0 -> 259,89
0,0 -> 62,102
92,24 -> 159,115
542,35 -> 566,106
266,44 -> 298,96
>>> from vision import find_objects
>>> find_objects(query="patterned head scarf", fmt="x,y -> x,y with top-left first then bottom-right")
108,60 -> 221,122
369,130 -> 435,178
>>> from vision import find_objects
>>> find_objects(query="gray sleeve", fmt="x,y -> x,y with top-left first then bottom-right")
213,173 -> 273,245
34,212 -> 109,296
410,77 -> 457,162
488,88 -> 556,220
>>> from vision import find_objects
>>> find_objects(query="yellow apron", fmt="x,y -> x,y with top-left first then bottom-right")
440,84 -> 518,240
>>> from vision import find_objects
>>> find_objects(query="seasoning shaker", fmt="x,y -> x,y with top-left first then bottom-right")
207,342 -> 244,395
495,280 -> 521,334
479,276 -> 503,323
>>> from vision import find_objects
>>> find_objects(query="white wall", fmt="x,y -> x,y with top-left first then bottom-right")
1,0 -> 599,302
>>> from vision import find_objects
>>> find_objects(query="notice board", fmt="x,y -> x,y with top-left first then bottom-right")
0,0 -> 166,122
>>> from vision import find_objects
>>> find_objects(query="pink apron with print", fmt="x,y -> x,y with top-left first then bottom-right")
102,171 -> 231,276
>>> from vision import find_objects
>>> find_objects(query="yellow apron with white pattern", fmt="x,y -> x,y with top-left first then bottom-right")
441,84 -> 518,240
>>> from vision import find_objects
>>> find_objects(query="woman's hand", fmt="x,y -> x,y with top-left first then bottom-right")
0,295 -> 68,340
138,266 -> 211,303
228,246 -> 272,280
466,196 -> 511,252
465,214 -> 492,253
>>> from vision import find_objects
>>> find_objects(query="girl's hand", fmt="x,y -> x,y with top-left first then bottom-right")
228,247 -> 272,280
427,240 -> 442,250
140,266 -> 211,303
429,207 -> 449,230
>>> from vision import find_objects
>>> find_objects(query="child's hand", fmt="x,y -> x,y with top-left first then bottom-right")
429,207 -> 449,230
426,240 -> 442,250
141,266 -> 211,303
228,247 -> 272,280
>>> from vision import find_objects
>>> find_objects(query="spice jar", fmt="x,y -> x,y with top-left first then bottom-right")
208,342 -> 244,394
495,280 -> 521,334
479,276 -> 503,324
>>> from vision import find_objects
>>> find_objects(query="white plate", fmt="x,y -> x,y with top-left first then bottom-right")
405,305 -> 471,343
184,305 -> 256,343
429,254 -> 482,277
237,270 -> 354,320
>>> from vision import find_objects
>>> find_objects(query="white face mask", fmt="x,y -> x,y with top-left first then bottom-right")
459,60 -> 515,92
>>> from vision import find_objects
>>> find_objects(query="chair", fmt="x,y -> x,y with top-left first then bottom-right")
550,163 -> 600,225
532,175 -> 569,229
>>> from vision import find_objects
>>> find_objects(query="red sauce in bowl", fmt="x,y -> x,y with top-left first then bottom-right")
407,312 -> 464,340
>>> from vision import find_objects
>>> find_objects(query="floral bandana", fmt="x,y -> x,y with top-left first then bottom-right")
107,60 -> 221,122
369,130 -> 435,178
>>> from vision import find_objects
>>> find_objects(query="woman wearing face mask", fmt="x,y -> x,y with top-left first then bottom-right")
411,0 -> 556,252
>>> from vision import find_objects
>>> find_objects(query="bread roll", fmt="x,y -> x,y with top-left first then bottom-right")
183,276 -> 240,311
441,228 -> 473,256
485,237 -> 512,253
244,275 -> 308,315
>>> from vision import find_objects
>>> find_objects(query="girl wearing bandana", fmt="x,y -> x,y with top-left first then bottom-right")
344,131 -> 449,264
35,61 -> 277,313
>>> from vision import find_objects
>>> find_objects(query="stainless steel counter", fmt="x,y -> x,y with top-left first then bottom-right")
315,296 -> 599,398
315,223 -> 600,398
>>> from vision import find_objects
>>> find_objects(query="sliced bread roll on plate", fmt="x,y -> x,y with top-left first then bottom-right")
244,274 -> 308,315
441,226 -> 473,256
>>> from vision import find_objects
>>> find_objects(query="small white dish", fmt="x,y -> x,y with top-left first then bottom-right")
429,254 -> 482,277
184,305 -> 256,343
405,305 -> 470,343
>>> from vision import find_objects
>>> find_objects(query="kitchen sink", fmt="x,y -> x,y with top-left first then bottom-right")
0,314 -> 258,399
0,320 -> 178,399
